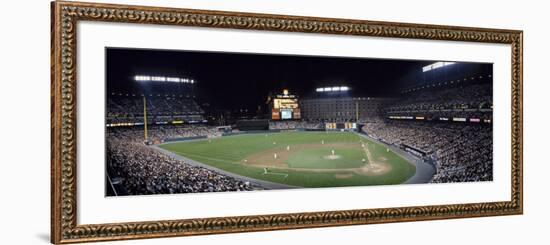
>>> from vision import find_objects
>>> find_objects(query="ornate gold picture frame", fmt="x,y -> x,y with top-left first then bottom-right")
51,1 -> 523,244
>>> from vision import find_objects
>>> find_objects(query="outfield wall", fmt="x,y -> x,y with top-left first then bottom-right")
163,135 -> 207,143
162,128 -> 328,142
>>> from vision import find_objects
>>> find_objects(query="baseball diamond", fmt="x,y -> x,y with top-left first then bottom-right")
158,131 -> 416,188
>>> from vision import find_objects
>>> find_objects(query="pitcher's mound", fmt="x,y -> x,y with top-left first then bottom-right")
354,162 -> 391,176
323,155 -> 341,160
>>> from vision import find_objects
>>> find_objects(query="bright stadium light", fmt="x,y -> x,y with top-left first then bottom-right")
151,76 -> 166,81
422,61 -> 456,72
134,75 -> 196,84
166,77 -> 180,82
432,62 -> 444,69
316,86 -> 350,93
134,75 -> 151,81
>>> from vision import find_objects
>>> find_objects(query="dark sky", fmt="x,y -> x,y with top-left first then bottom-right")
106,48 -> 438,111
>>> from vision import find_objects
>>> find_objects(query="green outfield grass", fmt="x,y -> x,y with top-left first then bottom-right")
159,131 -> 416,188
286,147 -> 365,169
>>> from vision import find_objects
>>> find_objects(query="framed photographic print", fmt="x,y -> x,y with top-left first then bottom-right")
51,0 -> 523,244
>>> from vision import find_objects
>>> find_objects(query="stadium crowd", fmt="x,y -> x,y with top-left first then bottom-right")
150,125 -> 222,141
107,95 -> 204,124
106,127 -> 255,195
363,120 -> 492,183
269,120 -> 323,130
386,83 -> 492,120
110,125 -> 222,143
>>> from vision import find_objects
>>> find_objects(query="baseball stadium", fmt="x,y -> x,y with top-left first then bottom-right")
105,48 -> 493,196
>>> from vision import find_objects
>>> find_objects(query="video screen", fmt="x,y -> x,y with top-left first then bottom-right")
281,110 -> 292,120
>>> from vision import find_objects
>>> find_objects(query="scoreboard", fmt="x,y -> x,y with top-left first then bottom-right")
325,122 -> 357,130
271,89 -> 301,120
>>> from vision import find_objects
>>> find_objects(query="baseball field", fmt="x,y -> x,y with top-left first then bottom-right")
159,131 -> 416,188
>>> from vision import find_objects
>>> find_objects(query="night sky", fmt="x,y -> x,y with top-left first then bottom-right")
106,48 -> 442,111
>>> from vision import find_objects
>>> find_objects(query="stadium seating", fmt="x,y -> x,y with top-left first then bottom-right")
386,83 -> 492,120
106,94 -> 205,124
362,80 -> 493,183
106,126 -> 253,195
269,121 -> 323,130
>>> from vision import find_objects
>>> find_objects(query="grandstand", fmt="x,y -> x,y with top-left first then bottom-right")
300,97 -> 393,123
106,126 -> 254,196
363,62 -> 493,183
106,94 -> 205,126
